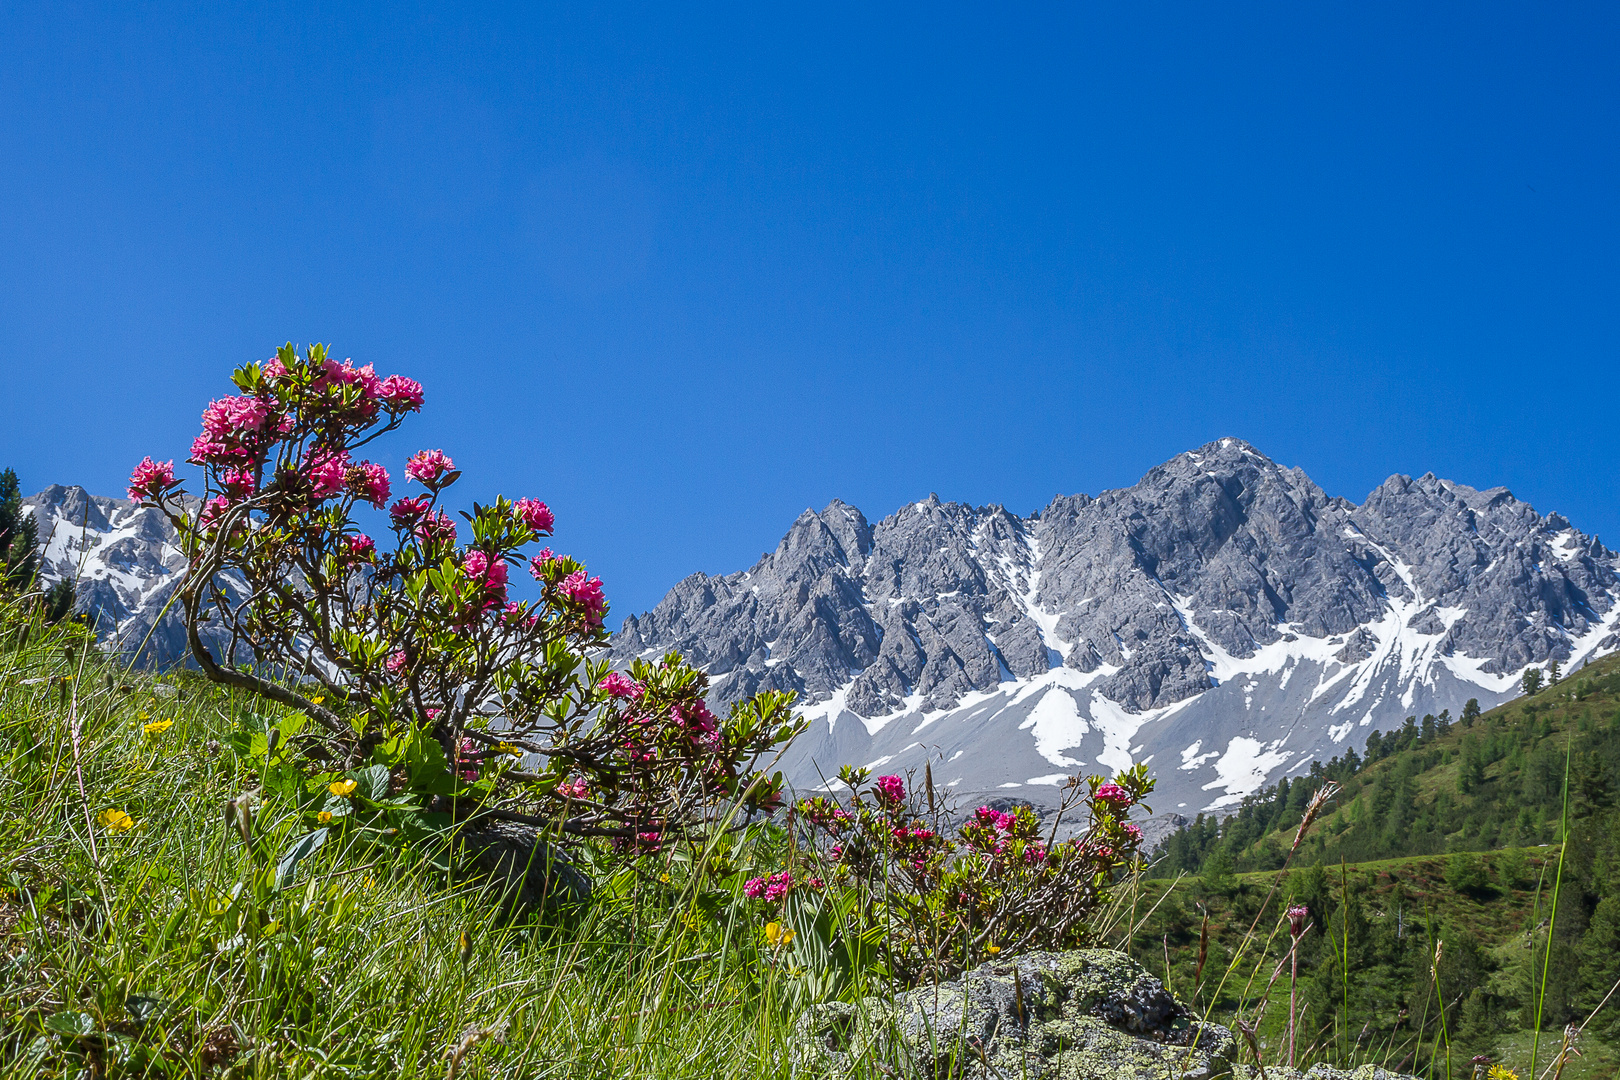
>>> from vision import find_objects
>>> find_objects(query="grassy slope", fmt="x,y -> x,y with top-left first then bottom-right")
1126,651 -> 1620,1078
5,587 -> 1614,1079
0,607 -> 826,1080
1252,649 -> 1620,865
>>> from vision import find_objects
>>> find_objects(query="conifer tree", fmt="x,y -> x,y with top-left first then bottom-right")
42,577 -> 76,624
0,467 -> 40,591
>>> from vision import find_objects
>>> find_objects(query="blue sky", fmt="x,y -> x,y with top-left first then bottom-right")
2,3 -> 1616,623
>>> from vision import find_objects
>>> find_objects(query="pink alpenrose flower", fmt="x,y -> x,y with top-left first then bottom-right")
558,570 -> 606,627
127,458 -> 175,502
1094,782 -> 1133,809
514,497 -> 555,535
378,374 -> 424,411
597,671 -> 643,699
404,449 -> 454,485
349,461 -> 391,509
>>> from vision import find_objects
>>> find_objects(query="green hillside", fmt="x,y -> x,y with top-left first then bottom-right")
1133,651 -> 1620,1076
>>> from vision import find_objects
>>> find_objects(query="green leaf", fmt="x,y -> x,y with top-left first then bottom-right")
263,761 -> 304,799
274,828 -> 329,891
124,994 -> 166,1026
356,763 -> 391,801
277,710 -> 310,741
42,1011 -> 95,1036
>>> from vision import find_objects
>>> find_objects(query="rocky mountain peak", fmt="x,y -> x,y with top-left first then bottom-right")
607,440 -> 1619,827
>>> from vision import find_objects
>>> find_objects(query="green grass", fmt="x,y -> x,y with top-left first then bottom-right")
0,604 -> 836,1079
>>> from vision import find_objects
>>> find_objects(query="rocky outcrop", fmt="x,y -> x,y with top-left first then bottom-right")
793,948 -> 1416,1080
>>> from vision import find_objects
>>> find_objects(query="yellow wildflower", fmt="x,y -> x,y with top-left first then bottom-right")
142,718 -> 174,735
765,922 -> 795,947
1486,1067 -> 1519,1080
986,944 -> 1001,955
328,779 -> 358,798
497,742 -> 522,756
311,696 -> 325,704
318,811 -> 333,824
99,809 -> 135,833
362,875 -> 375,890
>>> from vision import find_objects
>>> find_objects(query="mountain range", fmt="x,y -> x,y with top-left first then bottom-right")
607,439 -> 1618,832
25,439 -> 1620,833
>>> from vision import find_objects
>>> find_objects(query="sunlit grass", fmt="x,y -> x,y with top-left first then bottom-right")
0,602 -> 835,1079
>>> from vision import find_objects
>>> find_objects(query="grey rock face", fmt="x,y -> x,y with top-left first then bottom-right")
25,485 -> 196,667
793,947 -> 1414,1080
610,439 -> 1620,824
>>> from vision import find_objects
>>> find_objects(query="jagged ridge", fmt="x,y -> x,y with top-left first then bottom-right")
610,439 -> 1619,828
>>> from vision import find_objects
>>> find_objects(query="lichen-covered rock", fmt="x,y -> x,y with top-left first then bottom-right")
793,949 -> 1419,1080
1246,1067 -> 1418,1080
794,948 -> 1235,1079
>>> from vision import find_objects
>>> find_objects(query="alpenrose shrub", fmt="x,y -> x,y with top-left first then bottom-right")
761,764 -> 1155,983
130,343 -> 801,851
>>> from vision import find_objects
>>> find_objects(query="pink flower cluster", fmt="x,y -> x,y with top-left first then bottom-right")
197,495 -> 233,533
598,672 -> 644,699
378,374 -> 424,411
672,699 -> 718,736
875,774 -> 906,805
1094,782 -> 1134,809
315,358 -> 383,398
346,535 -> 376,563
192,395 -> 274,465
462,550 -> 510,609
221,467 -> 258,497
796,797 -> 854,833
386,651 -> 408,675
457,737 -> 479,781
559,570 -> 606,627
390,495 -> 430,526
127,458 -> 176,502
966,805 -> 1024,855
416,510 -> 456,545
556,777 -> 590,800
514,498 -> 554,535
349,461 -> 391,508
527,549 -> 557,579
306,449 -> 351,499
502,600 -> 539,629
743,871 -> 794,902
405,449 -> 454,486
974,806 -> 1017,833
